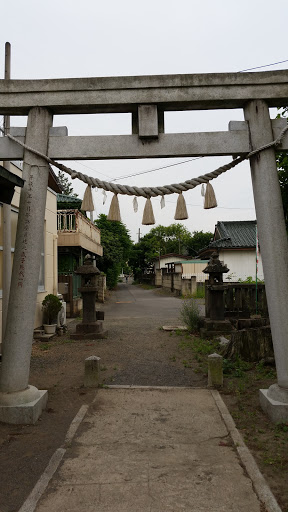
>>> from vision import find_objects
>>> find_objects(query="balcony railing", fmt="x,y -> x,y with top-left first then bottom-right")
57,209 -> 102,256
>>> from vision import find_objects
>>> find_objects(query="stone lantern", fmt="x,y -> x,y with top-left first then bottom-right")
201,252 -> 233,337
70,254 -> 107,339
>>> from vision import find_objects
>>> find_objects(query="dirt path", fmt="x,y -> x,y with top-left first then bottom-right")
97,282 -> 205,386
0,284 -> 204,512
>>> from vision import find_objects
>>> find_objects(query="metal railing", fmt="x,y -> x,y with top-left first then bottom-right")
57,210 -> 77,231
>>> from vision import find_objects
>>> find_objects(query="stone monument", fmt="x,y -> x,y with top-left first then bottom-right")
70,255 -> 107,340
200,252 -> 233,338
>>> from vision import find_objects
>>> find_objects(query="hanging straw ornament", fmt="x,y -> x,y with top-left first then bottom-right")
174,192 -> 188,220
133,196 -> 138,213
160,195 -> 165,209
81,185 -> 94,211
142,197 -> 155,225
107,193 -> 121,221
204,182 -> 217,209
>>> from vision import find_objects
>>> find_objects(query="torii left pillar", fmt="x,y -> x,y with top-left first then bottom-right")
0,107 -> 52,424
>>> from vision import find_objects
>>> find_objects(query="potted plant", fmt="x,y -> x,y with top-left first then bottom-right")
42,294 -> 62,334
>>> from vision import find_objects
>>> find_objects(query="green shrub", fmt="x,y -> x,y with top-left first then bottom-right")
180,299 -> 200,333
42,294 -> 62,324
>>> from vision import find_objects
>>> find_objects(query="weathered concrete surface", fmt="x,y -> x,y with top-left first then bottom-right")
1,70 -> 288,115
2,118 -> 288,161
35,388 -> 262,512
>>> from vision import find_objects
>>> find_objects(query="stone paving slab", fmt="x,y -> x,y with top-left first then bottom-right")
35,388 -> 262,512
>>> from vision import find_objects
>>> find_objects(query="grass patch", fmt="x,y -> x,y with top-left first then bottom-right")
39,343 -> 50,351
56,337 -> 76,345
138,283 -> 155,290
176,335 -> 220,374
192,287 -> 205,299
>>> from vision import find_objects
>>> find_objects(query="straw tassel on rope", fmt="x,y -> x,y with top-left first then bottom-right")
107,193 -> 121,221
204,182 -> 217,209
81,185 -> 94,211
142,197 -> 155,225
174,192 -> 188,220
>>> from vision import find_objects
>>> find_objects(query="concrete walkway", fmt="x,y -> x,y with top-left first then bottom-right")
31,387 -> 270,512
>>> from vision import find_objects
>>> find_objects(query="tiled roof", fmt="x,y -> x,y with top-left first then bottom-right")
208,220 -> 257,249
57,194 -> 82,208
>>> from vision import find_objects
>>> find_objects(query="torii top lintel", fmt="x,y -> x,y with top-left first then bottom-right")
1,70 -> 288,116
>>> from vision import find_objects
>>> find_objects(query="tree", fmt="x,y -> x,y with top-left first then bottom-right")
186,230 -> 213,255
57,170 -> 78,197
146,224 -> 193,255
94,214 -> 132,288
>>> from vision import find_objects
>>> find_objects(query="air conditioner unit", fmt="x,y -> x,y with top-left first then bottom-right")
57,301 -> 67,327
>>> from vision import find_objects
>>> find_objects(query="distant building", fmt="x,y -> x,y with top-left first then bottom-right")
153,253 -> 190,273
198,220 -> 264,282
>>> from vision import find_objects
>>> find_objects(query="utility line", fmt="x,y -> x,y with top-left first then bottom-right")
239,59 -> 288,73
163,199 -> 254,210
111,157 -> 203,182
66,160 -> 112,180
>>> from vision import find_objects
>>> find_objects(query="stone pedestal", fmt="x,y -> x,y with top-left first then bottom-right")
208,353 -> 223,388
200,319 -> 233,339
84,356 -> 101,387
71,321 -> 107,340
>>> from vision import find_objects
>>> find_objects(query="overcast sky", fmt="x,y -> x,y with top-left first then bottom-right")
1,0 -> 287,241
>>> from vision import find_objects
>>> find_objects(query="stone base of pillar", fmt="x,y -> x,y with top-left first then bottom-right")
200,319 -> 234,339
259,389 -> 288,423
70,321 -> 108,340
0,389 -> 48,424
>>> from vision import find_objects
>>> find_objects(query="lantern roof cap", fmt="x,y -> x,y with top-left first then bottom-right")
75,254 -> 100,275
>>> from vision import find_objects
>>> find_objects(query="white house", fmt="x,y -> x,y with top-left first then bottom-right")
198,220 -> 264,282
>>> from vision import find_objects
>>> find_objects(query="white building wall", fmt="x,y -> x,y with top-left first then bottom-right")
219,249 -> 264,282
0,162 -> 58,342
34,188 -> 58,329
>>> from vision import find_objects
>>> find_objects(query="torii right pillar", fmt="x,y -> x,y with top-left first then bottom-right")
244,100 -> 288,422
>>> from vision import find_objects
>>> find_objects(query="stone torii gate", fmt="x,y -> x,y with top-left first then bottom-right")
0,71 -> 288,423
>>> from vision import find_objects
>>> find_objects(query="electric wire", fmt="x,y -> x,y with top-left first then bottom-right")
239,59 -> 288,73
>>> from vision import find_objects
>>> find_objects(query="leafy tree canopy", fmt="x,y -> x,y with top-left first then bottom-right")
94,214 -> 133,288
